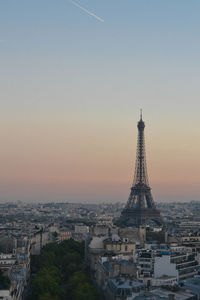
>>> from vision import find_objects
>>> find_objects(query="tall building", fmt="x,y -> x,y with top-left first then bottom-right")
118,112 -> 163,227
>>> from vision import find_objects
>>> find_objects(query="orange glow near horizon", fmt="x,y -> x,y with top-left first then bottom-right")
0,110 -> 199,203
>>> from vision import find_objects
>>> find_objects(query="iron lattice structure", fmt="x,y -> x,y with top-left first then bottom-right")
118,112 -> 163,227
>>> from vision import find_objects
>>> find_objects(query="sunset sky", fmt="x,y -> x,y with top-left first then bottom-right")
0,0 -> 200,203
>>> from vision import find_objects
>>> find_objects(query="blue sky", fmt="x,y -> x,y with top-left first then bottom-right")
0,0 -> 200,202
1,0 -> 200,112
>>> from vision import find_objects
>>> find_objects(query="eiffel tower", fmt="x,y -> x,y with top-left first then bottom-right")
118,111 -> 163,227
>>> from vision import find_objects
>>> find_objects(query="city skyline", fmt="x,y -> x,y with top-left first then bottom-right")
0,0 -> 200,202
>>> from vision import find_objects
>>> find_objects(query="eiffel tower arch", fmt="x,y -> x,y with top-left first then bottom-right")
118,111 -> 163,227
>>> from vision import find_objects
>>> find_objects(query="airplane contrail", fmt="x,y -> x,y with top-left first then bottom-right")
70,0 -> 104,23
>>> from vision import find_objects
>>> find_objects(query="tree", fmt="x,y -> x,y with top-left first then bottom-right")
66,271 -> 98,300
0,270 -> 10,290
32,266 -> 62,299
30,240 -> 98,300
39,292 -> 60,300
73,282 -> 97,300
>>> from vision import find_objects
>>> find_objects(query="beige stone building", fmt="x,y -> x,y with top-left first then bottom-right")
58,230 -> 72,242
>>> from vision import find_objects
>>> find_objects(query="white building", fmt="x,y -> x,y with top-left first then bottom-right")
154,252 -> 199,281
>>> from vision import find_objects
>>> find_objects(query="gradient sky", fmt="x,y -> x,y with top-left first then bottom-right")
0,0 -> 200,203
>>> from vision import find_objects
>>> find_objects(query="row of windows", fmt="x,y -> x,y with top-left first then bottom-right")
0,261 -> 14,264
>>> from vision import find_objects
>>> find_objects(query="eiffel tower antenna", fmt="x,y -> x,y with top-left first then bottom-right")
118,112 -> 163,227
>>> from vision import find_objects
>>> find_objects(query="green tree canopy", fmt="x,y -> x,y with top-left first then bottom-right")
30,240 -> 98,300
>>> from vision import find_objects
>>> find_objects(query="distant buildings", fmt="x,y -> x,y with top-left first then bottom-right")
0,200 -> 199,299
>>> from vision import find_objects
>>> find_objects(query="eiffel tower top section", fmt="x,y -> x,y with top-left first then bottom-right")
133,109 -> 149,187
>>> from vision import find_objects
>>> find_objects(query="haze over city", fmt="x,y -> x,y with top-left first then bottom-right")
0,0 -> 200,203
